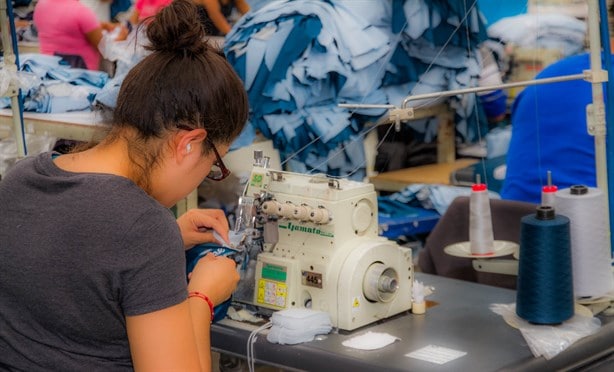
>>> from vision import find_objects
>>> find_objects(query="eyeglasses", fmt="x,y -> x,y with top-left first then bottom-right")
206,138 -> 231,181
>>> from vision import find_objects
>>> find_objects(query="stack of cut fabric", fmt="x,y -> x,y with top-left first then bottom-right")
225,0 -> 488,179
487,13 -> 587,57
0,54 -> 108,113
266,308 -> 332,345
384,0 -> 488,144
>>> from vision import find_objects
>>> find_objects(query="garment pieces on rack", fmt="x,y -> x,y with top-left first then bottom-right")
225,0 -> 488,179
0,54 -> 108,113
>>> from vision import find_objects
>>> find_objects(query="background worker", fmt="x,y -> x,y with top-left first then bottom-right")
130,0 -> 174,25
34,0 -> 128,70
197,0 -> 251,36
500,3 -> 614,204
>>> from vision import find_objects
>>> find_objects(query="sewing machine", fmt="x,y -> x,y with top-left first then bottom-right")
234,151 -> 413,331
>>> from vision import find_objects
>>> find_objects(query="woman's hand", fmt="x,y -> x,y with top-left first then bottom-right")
177,208 -> 230,249
100,22 -> 129,41
188,253 -> 239,306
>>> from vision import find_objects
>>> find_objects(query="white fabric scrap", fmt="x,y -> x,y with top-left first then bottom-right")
342,331 -> 400,350
226,307 -> 264,324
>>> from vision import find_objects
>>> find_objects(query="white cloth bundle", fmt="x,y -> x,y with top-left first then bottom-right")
266,308 -> 332,345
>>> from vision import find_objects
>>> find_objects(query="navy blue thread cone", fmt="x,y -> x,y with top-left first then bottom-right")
516,206 -> 574,324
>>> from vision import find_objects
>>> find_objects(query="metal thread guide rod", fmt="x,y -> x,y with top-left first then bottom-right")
0,0 -> 27,156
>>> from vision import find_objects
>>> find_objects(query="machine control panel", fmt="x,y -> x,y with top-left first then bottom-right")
255,262 -> 289,309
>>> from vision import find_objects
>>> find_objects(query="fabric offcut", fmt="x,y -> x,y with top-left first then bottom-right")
225,0 -> 488,180
266,308 -> 332,345
342,331 -> 400,350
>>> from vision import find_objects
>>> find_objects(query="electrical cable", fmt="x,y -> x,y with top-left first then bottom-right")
246,321 -> 273,372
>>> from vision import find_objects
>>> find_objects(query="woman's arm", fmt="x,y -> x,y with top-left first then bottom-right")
85,28 -> 105,51
85,22 -> 128,52
126,301 -> 210,371
201,0 -> 232,35
127,254 -> 238,371
129,8 -> 141,25
235,0 -> 250,15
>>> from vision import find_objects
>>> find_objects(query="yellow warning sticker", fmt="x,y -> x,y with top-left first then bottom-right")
352,297 -> 360,308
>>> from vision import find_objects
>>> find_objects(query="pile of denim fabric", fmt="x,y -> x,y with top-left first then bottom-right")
225,0 -> 488,179
0,54 -> 108,113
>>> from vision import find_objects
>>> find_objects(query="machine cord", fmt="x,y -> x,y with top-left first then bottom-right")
246,321 -> 273,372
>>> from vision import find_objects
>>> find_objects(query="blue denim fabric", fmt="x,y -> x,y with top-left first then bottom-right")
224,0 -> 488,179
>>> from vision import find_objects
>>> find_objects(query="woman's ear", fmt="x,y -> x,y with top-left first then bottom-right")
175,128 -> 207,161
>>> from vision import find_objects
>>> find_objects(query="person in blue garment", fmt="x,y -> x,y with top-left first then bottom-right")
501,12 -> 614,203
500,52 -> 601,203
501,3 -> 614,204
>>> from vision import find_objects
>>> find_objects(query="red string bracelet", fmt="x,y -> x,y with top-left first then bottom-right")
188,291 -> 214,323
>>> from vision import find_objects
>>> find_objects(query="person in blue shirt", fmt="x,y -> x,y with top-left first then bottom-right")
500,52 -> 600,203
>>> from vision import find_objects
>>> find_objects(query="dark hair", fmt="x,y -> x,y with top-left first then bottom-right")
108,0 -> 248,190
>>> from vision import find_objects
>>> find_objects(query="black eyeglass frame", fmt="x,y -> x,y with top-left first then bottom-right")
205,138 -> 231,181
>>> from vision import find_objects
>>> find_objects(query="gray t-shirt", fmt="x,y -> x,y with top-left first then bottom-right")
0,152 -> 187,371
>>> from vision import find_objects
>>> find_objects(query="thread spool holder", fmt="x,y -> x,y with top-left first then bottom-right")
472,258 -> 518,276
445,176 -> 519,268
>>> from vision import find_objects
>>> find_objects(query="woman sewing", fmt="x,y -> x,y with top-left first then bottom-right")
0,0 -> 249,370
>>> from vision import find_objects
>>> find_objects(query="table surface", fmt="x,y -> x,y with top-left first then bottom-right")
0,109 -> 107,142
0,109 -> 104,125
211,273 -> 614,372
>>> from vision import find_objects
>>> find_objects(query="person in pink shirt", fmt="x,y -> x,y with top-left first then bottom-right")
33,0 -> 125,70
130,0 -> 174,24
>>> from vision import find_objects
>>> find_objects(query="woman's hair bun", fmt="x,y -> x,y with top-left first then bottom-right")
146,0 -> 207,55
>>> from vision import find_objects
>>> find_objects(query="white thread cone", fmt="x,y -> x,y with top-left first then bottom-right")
469,184 -> 494,255
555,186 -> 614,298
